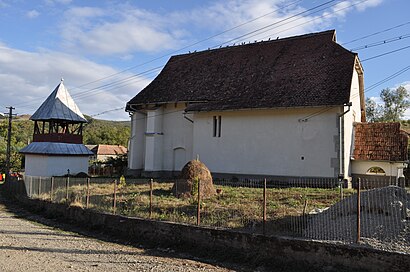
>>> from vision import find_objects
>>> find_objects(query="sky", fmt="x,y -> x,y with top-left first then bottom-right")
0,0 -> 409,120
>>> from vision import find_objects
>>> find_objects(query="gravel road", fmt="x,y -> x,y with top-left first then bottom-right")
0,196 -> 236,272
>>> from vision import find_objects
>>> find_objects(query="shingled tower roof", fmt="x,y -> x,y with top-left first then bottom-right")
127,30 -> 361,112
31,79 -> 87,123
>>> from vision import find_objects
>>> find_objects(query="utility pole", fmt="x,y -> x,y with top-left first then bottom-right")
5,106 -> 15,182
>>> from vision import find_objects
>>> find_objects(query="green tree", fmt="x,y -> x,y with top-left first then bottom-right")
366,86 -> 410,122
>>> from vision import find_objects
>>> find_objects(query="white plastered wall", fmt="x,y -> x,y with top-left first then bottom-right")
161,104 -> 194,171
192,108 -> 340,177
24,154 -> 89,177
128,103 -> 194,172
128,111 -> 146,170
351,160 -> 407,177
343,67 -> 363,178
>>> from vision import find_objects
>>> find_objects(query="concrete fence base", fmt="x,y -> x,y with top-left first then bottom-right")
5,194 -> 409,272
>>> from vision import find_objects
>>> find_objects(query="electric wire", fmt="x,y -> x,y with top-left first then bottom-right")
349,34 -> 410,51
237,0 -> 369,45
11,0 -> 407,119
300,65 -> 410,121
342,21 -> 410,45
10,0 -> 310,110
361,44 -> 410,62
12,0 -> 344,112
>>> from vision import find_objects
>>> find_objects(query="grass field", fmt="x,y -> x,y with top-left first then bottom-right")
47,179 -> 355,232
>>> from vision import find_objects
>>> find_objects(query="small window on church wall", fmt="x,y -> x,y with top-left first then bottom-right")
366,166 -> 386,175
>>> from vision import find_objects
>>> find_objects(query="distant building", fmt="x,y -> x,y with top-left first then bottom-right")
86,144 -> 127,162
20,79 -> 93,177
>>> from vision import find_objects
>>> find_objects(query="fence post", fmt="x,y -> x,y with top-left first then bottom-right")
356,177 -> 361,243
28,176 -> 33,198
66,176 -> 70,202
50,177 -> 54,202
263,178 -> 267,235
38,177 -> 42,197
113,179 -> 117,215
197,178 -> 201,226
149,178 -> 153,218
86,177 -> 90,209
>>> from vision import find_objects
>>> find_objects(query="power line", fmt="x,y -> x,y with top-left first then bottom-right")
4,106 -> 16,180
65,0 -> 304,92
90,107 -> 126,118
240,0 -> 369,45
342,21 -> 410,45
349,34 -> 410,51
211,0 -> 341,49
13,0 -> 347,113
361,44 -> 410,62
11,0 -> 308,110
301,64 -> 410,121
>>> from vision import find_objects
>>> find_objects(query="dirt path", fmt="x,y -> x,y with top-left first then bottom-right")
0,196 -> 235,272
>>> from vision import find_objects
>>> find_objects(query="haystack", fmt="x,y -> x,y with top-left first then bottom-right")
173,160 -> 216,198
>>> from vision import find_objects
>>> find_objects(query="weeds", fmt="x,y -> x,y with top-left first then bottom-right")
49,180 -> 355,230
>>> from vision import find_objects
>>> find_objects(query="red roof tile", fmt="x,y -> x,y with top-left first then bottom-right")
90,145 -> 127,156
353,122 -> 408,161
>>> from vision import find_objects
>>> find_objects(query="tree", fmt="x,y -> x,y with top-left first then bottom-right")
365,97 -> 383,122
366,86 -> 410,122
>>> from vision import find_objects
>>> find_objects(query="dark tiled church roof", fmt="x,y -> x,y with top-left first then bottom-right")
352,122 -> 408,162
127,30 -> 358,112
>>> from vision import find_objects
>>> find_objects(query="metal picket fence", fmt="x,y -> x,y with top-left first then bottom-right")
21,175 -> 409,252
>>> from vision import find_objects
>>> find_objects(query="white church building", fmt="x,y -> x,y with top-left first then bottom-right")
125,30 -> 408,181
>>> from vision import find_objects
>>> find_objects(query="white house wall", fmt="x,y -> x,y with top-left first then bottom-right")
25,155 -> 89,177
128,103 -> 194,174
351,160 -> 406,177
192,108 -> 341,178
343,68 -> 363,179
161,104 -> 194,172
128,111 -> 146,170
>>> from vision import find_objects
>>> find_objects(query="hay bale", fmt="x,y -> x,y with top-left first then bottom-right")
173,160 -> 216,198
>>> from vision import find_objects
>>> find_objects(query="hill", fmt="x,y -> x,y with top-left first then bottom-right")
83,115 -> 130,147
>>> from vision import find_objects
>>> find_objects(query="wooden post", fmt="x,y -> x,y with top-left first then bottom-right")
356,177 -> 361,243
38,177 -> 41,197
263,178 -> 267,235
197,179 -> 201,226
86,177 -> 90,209
149,179 -> 153,218
302,199 -> 308,216
113,180 -> 117,215
66,176 -> 70,202
29,176 -> 32,198
50,177 -> 54,202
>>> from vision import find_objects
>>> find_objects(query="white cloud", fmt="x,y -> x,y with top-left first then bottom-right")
54,0 -> 384,57
60,6 -> 183,56
0,44 -> 150,120
26,9 -> 40,18
172,0 -> 384,44
355,0 -> 383,12
44,0 -> 72,5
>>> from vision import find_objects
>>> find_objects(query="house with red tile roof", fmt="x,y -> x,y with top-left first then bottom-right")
125,30 -> 406,182
87,144 -> 127,162
351,122 -> 408,179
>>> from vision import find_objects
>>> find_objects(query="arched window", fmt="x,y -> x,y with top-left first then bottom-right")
366,166 -> 386,175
